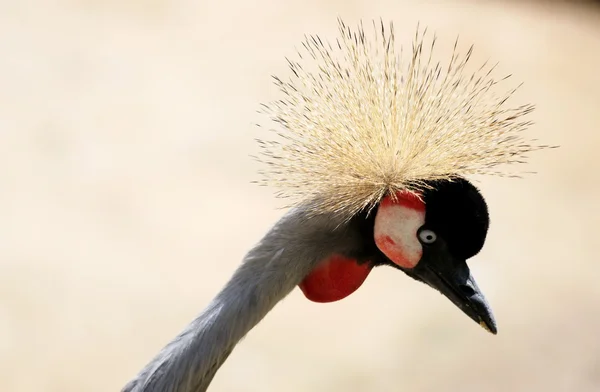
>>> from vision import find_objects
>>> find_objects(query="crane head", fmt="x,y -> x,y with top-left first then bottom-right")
374,178 -> 495,333
259,19 -> 555,334
299,177 -> 496,334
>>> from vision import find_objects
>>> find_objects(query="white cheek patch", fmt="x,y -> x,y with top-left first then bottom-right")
373,203 -> 425,269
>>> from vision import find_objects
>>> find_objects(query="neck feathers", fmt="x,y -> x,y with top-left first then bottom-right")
122,204 -> 355,392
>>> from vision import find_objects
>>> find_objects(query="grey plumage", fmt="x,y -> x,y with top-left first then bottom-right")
122,203 -> 364,392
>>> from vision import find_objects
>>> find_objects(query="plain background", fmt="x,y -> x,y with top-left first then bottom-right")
1,0 -> 599,391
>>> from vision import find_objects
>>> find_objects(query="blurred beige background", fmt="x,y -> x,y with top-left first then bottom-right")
1,1 -> 599,391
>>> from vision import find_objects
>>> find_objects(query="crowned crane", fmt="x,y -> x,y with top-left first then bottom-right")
122,19 -> 554,392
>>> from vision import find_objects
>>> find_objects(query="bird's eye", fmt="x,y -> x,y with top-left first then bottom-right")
418,229 -> 437,244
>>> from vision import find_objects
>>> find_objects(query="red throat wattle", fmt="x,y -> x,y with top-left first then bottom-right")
298,254 -> 372,303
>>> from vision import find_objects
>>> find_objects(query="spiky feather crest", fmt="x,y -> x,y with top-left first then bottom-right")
255,18 -> 553,221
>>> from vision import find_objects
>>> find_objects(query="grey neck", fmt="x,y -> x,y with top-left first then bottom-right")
121,205 -> 356,392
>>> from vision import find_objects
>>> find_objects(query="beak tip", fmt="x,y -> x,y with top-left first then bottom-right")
479,320 -> 497,335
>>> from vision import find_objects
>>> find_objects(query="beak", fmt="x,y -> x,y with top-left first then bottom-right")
407,254 -> 497,334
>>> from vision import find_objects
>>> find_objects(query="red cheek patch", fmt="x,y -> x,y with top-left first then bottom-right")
374,191 -> 425,269
298,254 -> 372,303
